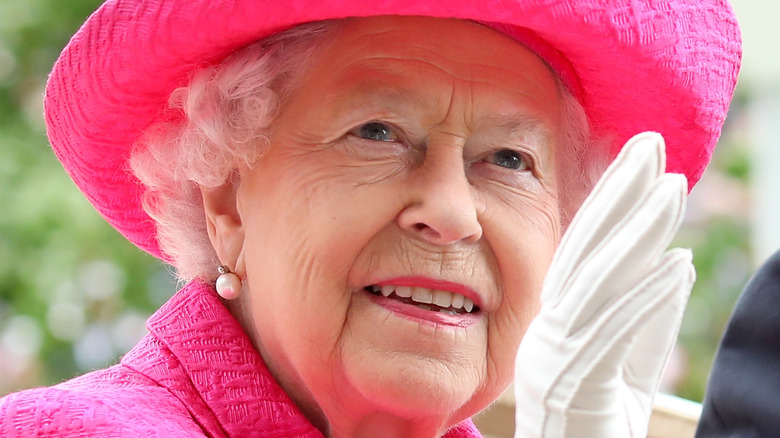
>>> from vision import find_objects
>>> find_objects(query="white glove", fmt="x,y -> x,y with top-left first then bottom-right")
513,132 -> 695,438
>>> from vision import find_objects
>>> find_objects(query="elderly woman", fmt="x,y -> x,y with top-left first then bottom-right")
0,0 -> 740,437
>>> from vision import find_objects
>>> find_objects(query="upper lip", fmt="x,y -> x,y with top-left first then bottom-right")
364,276 -> 486,311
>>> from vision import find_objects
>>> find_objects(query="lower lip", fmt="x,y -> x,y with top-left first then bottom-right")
366,291 -> 479,328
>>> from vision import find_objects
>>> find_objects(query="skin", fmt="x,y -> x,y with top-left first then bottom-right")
202,16 -> 566,438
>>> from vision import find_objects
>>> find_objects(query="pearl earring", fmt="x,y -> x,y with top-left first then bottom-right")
216,265 -> 242,300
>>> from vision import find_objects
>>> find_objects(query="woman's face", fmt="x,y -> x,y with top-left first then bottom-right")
213,16 -> 564,433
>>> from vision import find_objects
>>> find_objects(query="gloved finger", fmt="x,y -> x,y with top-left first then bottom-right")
562,172 -> 687,334
543,132 -> 665,304
623,248 -> 694,413
559,248 -> 693,410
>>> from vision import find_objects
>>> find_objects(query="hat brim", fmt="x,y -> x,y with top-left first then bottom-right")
45,0 -> 742,260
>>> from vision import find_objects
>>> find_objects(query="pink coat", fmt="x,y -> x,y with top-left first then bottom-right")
0,281 -> 483,437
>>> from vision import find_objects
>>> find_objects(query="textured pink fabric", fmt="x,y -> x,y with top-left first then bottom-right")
44,0 -> 742,260
0,281 -> 483,437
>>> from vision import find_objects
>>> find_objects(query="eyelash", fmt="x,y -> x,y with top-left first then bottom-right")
486,149 -> 531,172
349,121 -> 400,143
348,121 -> 536,175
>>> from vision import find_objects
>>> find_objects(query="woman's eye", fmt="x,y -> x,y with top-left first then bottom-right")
488,149 -> 529,171
354,122 -> 398,142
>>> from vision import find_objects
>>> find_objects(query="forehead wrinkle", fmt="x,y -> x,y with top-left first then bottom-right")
342,59 -> 555,127
336,45 -> 539,90
324,68 -> 441,116
484,114 -> 548,138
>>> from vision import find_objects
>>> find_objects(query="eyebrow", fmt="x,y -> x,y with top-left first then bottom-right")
326,71 -> 553,138
478,113 -> 552,146
326,80 -> 434,116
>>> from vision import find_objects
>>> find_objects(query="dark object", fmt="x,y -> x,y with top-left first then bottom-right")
696,249 -> 780,437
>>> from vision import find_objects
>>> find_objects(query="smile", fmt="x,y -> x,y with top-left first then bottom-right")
364,285 -> 479,315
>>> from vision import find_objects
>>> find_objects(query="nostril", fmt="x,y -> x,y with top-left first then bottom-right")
413,223 -> 443,241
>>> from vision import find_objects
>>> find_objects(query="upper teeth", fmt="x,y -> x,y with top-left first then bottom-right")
372,285 -> 475,313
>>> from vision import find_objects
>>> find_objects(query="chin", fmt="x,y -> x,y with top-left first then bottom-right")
342,356 -> 483,420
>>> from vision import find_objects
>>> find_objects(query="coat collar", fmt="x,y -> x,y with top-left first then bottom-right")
123,280 -> 482,437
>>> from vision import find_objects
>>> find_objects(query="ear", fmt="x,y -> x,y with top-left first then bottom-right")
201,177 -> 245,273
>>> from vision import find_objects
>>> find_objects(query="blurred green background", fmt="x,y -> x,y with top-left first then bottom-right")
0,0 -> 174,395
0,0 -> 772,404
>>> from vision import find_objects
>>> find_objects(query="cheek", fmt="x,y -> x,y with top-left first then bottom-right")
245,155 -> 402,263
237,153 -> 411,343
481,195 -> 560,385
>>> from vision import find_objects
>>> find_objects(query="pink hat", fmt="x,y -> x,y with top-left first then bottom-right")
46,0 -> 742,261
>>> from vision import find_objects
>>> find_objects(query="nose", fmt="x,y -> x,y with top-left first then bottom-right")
397,145 -> 484,245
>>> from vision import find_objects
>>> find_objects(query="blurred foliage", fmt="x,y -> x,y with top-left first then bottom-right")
0,0 -> 758,407
674,217 -> 752,401
0,0 -> 172,395
672,87 -> 755,402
